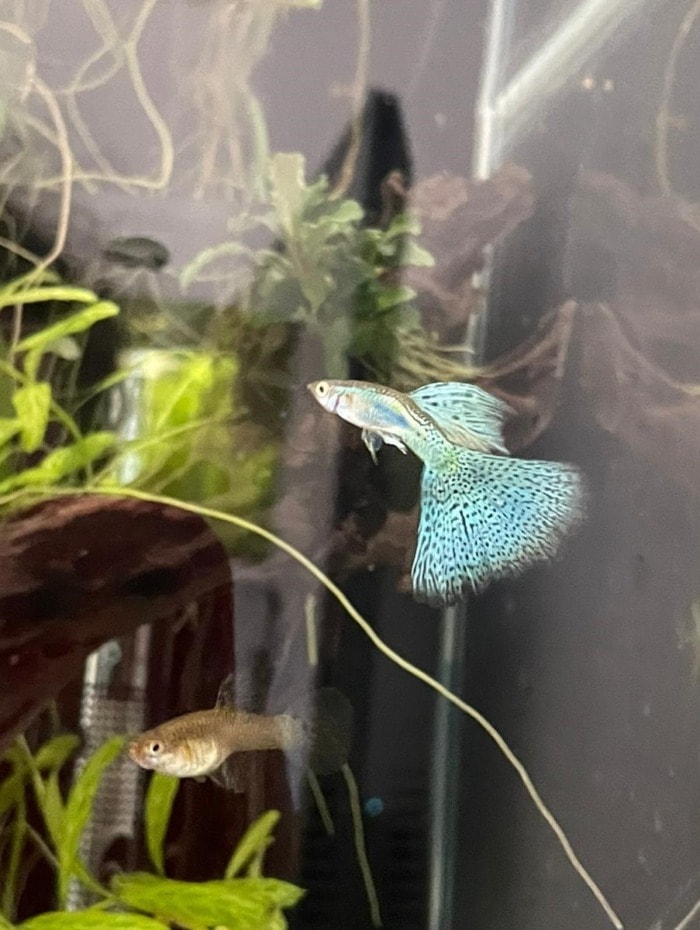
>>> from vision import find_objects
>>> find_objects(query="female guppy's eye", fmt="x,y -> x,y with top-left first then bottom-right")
315,381 -> 328,397
150,742 -> 161,754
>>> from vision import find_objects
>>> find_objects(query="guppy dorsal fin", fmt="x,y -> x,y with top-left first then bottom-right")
215,672 -> 238,710
410,382 -> 512,455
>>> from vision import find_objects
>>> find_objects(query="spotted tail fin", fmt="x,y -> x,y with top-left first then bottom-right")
412,450 -> 586,604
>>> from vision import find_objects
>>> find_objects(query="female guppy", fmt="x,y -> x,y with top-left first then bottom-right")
128,674 -> 352,790
308,379 -> 585,604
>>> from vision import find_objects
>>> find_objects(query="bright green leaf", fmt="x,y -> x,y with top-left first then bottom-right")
42,771 -> 65,850
12,383 -> 51,453
0,286 -> 99,312
225,811 -> 280,878
112,872 -> 304,930
376,285 -> 416,311
18,301 -> 119,380
401,240 -> 435,267
0,268 -> 61,299
34,735 -> 81,772
19,911 -> 170,930
0,432 -> 117,494
144,774 -> 179,876
58,735 -> 126,905
44,336 -> 81,361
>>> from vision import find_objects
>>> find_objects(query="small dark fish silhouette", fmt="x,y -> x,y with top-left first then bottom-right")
102,236 -> 170,270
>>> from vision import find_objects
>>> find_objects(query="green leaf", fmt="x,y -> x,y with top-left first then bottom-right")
0,268 -> 61,298
320,198 -> 363,226
0,286 -> 99,312
144,774 -> 179,876
44,336 -> 81,361
57,735 -> 126,905
269,153 -> 307,237
376,285 -> 416,311
26,734 -> 79,849
18,301 -> 119,380
42,771 -> 65,850
0,417 -> 20,448
400,240 -> 435,267
225,811 -> 280,878
0,432 -> 116,494
12,383 -> 51,453
384,212 -> 421,239
112,872 -> 304,930
34,735 -> 81,773
19,911 -> 170,930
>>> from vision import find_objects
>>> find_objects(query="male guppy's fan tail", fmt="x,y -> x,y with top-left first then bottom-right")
412,450 -> 586,605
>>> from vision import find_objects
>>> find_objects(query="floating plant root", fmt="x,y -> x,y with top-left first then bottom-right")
342,762 -> 382,928
307,770 -> 335,836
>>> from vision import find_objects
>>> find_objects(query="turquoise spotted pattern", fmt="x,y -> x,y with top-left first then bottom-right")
414,447 -> 585,604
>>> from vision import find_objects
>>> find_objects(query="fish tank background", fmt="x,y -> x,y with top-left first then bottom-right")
1,2 -> 700,930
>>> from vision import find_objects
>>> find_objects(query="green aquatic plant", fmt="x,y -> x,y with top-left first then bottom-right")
0,270 -> 119,495
185,152 -> 434,381
0,270 -> 277,555
0,734 -> 302,929
98,349 -> 278,557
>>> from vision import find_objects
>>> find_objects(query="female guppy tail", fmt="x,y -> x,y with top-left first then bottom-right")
412,449 -> 586,605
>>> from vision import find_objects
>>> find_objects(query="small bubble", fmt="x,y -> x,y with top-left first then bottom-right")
364,796 -> 384,817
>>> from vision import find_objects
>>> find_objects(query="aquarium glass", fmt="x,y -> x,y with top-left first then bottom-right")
1,2 -> 699,930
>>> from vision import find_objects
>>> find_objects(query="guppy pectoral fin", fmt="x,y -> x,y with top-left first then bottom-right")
361,428 -> 381,464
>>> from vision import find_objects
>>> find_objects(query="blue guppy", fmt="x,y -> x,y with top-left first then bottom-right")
308,379 -> 585,605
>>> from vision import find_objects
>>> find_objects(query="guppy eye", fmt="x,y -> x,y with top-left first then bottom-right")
316,381 -> 328,397
150,742 -> 161,754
